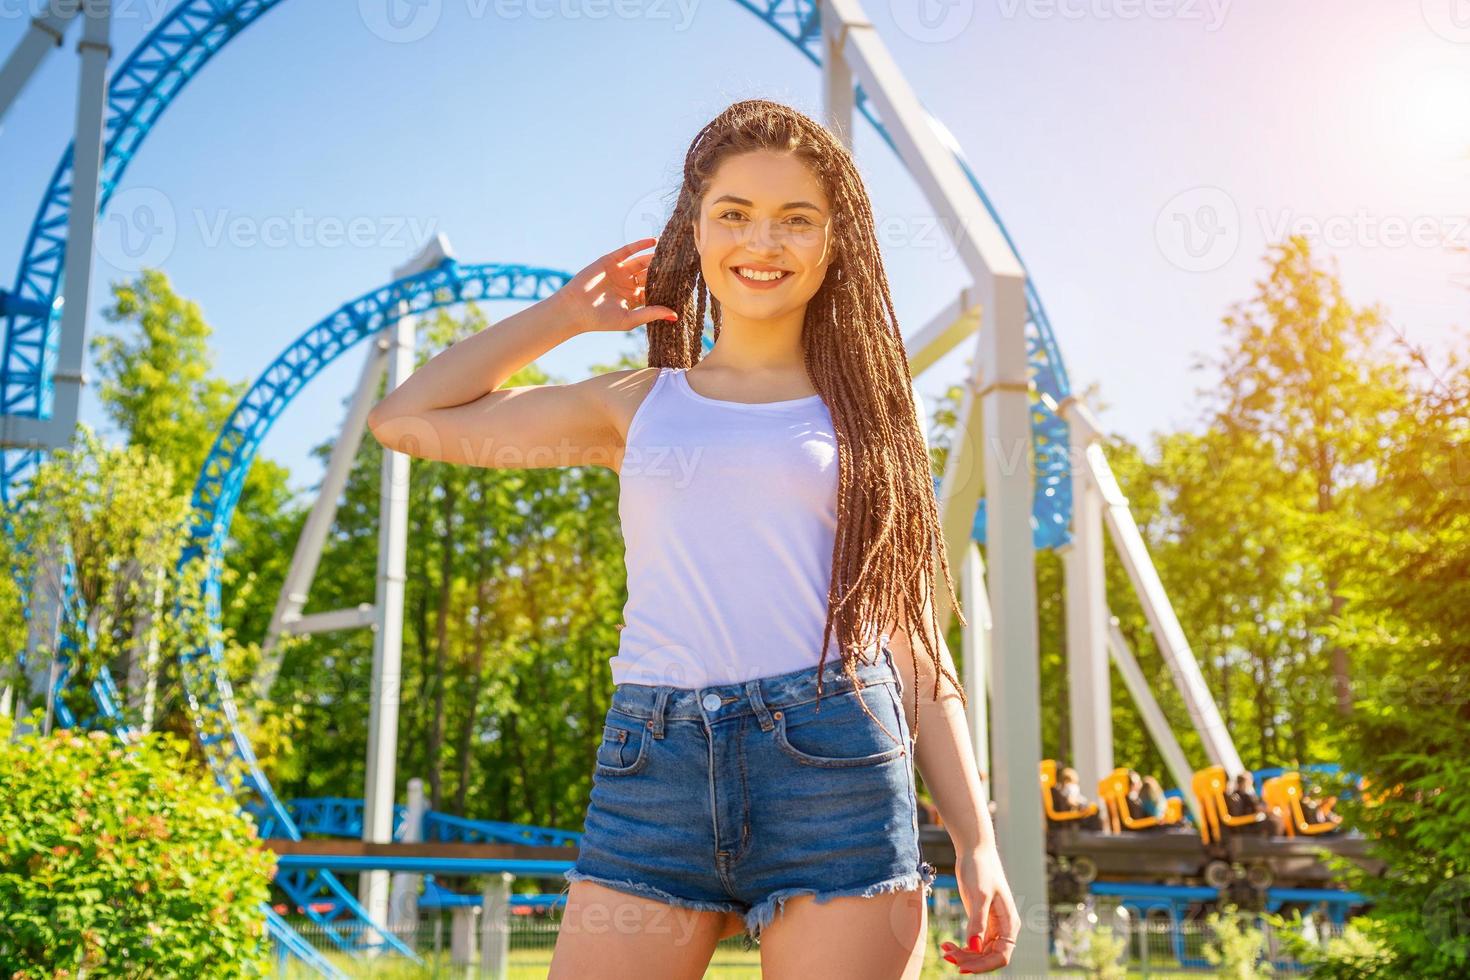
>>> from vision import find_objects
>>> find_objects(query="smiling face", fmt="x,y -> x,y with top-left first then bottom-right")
690,149 -> 834,324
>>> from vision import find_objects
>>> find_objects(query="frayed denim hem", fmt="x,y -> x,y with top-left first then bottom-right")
560,867 -> 746,917
742,860 -> 937,942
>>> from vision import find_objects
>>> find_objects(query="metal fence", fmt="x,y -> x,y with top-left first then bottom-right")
273,897 -> 1351,977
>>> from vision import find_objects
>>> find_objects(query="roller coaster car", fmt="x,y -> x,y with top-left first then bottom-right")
1096,768 -> 1184,832
1357,775 -> 1402,807
1040,759 -> 1099,825
1190,765 -> 1267,845
1262,772 -> 1342,837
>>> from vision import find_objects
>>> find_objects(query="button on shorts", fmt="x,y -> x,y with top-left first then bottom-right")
560,644 -> 936,943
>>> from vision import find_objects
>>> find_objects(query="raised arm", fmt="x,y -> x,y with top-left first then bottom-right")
366,238 -> 677,471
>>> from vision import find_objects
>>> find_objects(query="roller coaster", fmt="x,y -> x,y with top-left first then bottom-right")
0,1 -> 1375,975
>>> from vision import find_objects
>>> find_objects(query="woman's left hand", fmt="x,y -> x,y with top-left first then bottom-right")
939,843 -> 1020,974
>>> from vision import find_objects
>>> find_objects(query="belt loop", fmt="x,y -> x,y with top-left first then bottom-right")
746,679 -> 775,732
651,688 -> 670,739
881,639 -> 903,697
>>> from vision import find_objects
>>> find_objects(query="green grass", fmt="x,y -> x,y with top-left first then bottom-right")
283,940 -> 1215,978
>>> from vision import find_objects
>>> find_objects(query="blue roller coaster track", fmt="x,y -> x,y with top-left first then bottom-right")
1,1 -> 1078,972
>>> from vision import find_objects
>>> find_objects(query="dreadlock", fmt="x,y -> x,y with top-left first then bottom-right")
641,99 -> 970,748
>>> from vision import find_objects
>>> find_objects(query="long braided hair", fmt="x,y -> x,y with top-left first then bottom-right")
641,99 -> 969,747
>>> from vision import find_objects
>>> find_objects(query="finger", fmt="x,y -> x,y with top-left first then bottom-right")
621,305 -> 679,330
612,258 -> 654,294
616,253 -> 655,273
962,948 -> 1011,973
971,895 -> 993,947
994,895 -> 1019,947
607,237 -> 657,264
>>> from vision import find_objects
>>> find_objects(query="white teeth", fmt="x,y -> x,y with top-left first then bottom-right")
734,267 -> 789,282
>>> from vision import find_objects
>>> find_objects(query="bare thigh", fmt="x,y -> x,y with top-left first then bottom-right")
758,888 -> 928,980
548,880 -> 747,980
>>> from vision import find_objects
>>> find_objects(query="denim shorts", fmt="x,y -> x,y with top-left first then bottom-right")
560,643 -> 936,943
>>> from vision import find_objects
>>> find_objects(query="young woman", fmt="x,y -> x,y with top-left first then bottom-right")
368,99 -> 1018,978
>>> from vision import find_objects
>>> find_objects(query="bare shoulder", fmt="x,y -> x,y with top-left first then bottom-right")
581,366 -> 663,471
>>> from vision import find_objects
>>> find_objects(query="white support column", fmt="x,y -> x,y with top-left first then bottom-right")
1060,396 -> 1114,793
960,541 -> 992,804
358,305 -> 415,938
389,778 -> 427,939
479,873 -> 513,979
256,336 -> 391,697
48,0 -> 111,439
451,907 -> 477,966
819,0 -> 856,149
975,294 -> 1049,976
0,0 -> 82,125
358,236 -> 452,935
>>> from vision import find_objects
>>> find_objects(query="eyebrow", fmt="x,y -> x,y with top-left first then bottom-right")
709,194 -> 826,215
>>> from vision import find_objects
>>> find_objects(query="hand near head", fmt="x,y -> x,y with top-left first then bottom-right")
556,237 -> 680,335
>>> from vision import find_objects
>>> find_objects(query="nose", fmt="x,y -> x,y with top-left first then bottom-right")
743,216 -> 783,251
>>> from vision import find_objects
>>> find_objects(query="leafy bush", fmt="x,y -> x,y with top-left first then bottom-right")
1262,910 -> 1398,978
1203,904 -> 1272,979
1053,907 -> 1129,979
0,713 -> 276,977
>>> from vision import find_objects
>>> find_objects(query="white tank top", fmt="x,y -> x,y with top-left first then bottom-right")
609,366 -> 882,689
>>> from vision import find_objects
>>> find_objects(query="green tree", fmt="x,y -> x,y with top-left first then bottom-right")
1197,235 -> 1411,719
90,268 -> 306,776
3,425 -> 202,736
92,268 -> 301,661
1324,333 -> 1470,976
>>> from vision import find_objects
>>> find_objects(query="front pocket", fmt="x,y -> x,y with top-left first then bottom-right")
773,683 -> 906,769
594,716 -> 650,776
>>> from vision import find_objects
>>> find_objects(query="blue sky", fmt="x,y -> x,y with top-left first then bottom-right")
2,0 -> 1466,501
